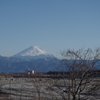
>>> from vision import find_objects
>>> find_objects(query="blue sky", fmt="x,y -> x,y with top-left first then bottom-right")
0,0 -> 100,57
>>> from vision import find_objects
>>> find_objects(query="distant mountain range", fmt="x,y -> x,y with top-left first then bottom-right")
0,46 -> 61,73
0,46 -> 99,73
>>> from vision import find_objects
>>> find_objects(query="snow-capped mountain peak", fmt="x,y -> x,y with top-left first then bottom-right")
12,46 -> 54,59
18,46 -> 44,56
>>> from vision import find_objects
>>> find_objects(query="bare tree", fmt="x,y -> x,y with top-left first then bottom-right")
52,48 -> 100,100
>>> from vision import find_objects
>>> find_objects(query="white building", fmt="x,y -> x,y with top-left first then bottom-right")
27,69 -> 34,74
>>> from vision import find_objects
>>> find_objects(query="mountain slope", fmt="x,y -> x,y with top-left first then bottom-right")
0,46 -> 61,73
0,56 -> 61,73
12,46 -> 54,59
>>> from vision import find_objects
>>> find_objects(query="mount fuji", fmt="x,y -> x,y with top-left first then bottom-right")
0,46 -> 61,73
12,46 -> 55,59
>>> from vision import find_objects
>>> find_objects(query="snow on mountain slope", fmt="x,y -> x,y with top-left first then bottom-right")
12,46 -> 54,59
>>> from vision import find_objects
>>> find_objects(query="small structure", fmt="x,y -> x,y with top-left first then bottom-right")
27,69 -> 34,75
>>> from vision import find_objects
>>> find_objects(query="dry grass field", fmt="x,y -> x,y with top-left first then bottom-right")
0,73 -> 100,100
